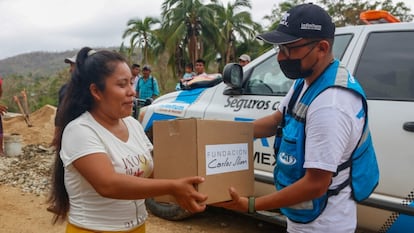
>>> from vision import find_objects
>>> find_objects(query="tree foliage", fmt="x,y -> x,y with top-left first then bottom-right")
2,69 -> 70,113
265,0 -> 412,28
208,0 -> 262,71
160,0 -> 218,73
122,17 -> 161,65
320,0 -> 413,26
119,0 -> 411,83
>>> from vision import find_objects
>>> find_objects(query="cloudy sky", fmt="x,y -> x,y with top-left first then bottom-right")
0,0 -> 273,60
1,0 -> 412,60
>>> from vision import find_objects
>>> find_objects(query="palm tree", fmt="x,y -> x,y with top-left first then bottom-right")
122,17 -> 161,65
161,0 -> 217,69
209,0 -> 261,69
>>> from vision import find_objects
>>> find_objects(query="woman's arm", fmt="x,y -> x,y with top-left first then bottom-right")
73,153 -> 207,213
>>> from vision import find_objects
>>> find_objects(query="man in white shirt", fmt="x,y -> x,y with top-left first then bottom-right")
131,63 -> 141,91
216,3 -> 378,233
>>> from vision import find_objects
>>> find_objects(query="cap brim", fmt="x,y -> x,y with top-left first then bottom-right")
64,55 -> 77,64
64,58 -> 74,63
257,30 -> 302,45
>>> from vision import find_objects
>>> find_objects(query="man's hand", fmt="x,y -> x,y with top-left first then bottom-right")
212,187 -> 248,213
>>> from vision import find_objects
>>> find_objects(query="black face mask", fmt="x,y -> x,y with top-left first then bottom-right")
278,45 -> 318,80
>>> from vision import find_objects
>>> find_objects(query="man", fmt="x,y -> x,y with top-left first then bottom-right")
59,54 -> 77,106
238,54 -> 251,67
64,55 -> 76,74
0,75 -> 7,156
130,63 -> 141,119
135,65 -> 159,100
217,4 -> 378,233
194,58 -> 207,75
52,54 -> 76,147
130,63 -> 141,91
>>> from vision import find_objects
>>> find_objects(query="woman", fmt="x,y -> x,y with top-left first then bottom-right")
48,47 -> 207,233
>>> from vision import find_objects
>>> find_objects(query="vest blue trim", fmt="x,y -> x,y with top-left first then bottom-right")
274,60 -> 379,223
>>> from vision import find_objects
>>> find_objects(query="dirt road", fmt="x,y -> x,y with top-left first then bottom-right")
0,185 -> 284,233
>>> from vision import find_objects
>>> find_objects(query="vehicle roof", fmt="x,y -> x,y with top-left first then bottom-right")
336,21 -> 414,33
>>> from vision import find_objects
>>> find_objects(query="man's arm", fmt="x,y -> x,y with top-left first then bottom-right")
135,78 -> 140,98
253,110 -> 282,138
152,78 -> 160,98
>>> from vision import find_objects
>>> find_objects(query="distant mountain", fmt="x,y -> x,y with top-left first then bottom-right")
0,47 -> 119,78
0,50 -> 77,77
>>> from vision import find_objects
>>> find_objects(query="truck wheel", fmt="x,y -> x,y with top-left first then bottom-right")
145,198 -> 194,220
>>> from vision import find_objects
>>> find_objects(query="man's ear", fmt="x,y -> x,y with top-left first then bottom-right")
89,83 -> 102,101
318,40 -> 330,54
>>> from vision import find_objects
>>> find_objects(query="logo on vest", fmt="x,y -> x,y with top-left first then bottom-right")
278,152 -> 296,165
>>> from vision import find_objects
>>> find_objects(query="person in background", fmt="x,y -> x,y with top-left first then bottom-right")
130,63 -> 141,119
194,58 -> 207,75
135,65 -> 160,102
238,54 -> 251,67
131,63 -> 141,91
179,59 -> 222,89
52,54 -> 77,147
0,75 -> 8,156
176,63 -> 196,90
48,47 -> 207,233
216,3 -> 378,233
182,63 -> 195,81
59,54 -> 77,106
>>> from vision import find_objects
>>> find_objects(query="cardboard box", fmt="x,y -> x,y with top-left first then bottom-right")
153,118 -> 254,204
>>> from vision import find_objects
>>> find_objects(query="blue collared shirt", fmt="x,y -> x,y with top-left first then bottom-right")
136,76 -> 160,99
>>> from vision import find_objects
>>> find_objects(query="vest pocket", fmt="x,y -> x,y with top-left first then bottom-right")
274,135 -> 304,188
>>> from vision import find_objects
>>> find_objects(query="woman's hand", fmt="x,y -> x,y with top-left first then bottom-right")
173,176 -> 208,213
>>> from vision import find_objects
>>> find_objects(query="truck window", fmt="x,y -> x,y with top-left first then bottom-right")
244,53 -> 293,96
333,34 -> 353,60
354,31 -> 414,101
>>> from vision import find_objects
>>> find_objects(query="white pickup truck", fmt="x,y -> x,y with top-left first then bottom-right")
140,21 -> 414,232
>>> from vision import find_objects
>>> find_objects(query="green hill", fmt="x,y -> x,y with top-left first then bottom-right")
0,48 -> 118,113
0,50 -> 78,77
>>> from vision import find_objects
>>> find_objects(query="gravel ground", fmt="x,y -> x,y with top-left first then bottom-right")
0,144 -> 54,196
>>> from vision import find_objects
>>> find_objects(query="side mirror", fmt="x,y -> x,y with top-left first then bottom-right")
222,63 -> 243,95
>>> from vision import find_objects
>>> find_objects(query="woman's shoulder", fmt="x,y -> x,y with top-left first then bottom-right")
66,112 -> 94,129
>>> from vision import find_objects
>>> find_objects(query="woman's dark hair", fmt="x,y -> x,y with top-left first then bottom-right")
48,47 -> 127,223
